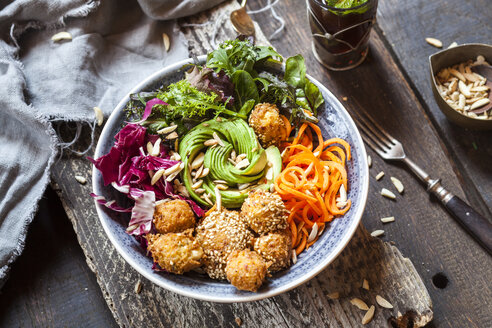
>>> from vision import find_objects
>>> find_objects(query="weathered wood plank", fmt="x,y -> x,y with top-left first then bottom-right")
45,0 -> 474,327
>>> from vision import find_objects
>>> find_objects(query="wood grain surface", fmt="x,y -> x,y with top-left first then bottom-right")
45,0 -> 492,327
376,0 -> 492,218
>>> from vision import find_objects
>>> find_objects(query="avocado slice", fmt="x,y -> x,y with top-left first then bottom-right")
178,118 -> 281,208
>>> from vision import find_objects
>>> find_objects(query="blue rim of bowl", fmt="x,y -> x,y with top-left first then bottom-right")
92,55 -> 369,303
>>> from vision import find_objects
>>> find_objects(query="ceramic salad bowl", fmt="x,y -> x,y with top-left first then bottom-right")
92,55 -> 369,302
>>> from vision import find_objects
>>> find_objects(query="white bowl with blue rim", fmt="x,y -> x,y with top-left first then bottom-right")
92,55 -> 369,302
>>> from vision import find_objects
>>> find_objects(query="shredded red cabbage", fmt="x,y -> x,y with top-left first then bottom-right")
89,123 -> 205,236
135,98 -> 168,124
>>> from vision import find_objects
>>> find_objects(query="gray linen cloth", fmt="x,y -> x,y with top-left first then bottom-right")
0,0 -> 224,287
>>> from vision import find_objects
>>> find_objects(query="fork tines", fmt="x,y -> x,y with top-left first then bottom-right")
348,109 -> 403,159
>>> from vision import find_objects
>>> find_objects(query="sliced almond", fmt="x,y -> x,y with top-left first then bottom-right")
375,171 -> 385,180
362,305 -> 375,325
191,152 -> 205,170
236,153 -> 247,163
157,125 -> 177,135
216,184 -> 228,190
134,281 -> 142,294
204,139 -> 218,146
166,132 -> 178,140
448,79 -> 457,93
338,184 -> 347,203
151,168 -> 165,185
381,216 -> 395,223
93,107 -> 104,126
162,33 -> 170,52
376,295 -> 393,309
371,230 -> 385,237
230,150 -> 237,161
458,94 -> 466,109
447,41 -> 458,49
146,141 -> 153,154
362,279 -> 370,290
214,186 -> 222,211
307,223 -> 318,243
458,80 -> 472,97
75,175 -> 87,184
390,177 -> 404,194
381,188 -> 396,200
350,298 -> 369,311
327,292 -> 339,299
164,162 -> 183,176
51,31 -> 72,42
463,72 -> 479,83
235,158 -> 250,169
367,155 -> 372,168
265,167 -> 274,180
195,188 -> 206,194
213,132 -> 225,147
200,167 -> 210,178
291,250 -> 298,264
425,37 -> 442,48
238,183 -> 251,190
151,138 -> 162,156
449,68 -> 466,82
470,98 -> 490,111
192,180 -> 203,189
470,86 -> 489,92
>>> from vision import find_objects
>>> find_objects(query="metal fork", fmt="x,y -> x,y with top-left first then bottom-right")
351,109 -> 492,254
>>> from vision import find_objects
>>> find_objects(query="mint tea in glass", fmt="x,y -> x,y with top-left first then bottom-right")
307,0 -> 378,71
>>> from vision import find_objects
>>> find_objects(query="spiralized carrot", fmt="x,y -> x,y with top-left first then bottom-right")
276,122 -> 351,256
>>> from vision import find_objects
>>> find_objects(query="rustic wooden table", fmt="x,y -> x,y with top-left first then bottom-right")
2,0 -> 491,327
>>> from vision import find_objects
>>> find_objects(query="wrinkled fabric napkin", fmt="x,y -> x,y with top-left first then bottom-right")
0,0 -> 224,288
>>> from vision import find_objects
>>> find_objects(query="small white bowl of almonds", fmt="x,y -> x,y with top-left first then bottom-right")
430,43 -> 492,130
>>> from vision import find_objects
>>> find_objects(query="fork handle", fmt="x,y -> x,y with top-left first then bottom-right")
428,180 -> 492,254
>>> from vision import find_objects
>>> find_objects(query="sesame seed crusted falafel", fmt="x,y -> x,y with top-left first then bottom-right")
226,249 -> 268,292
248,103 -> 285,148
146,231 -> 203,275
153,199 -> 196,234
195,209 -> 254,280
254,229 -> 292,272
241,189 -> 288,234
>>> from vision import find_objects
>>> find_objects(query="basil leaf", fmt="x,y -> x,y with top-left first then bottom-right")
238,99 -> 256,117
304,79 -> 324,114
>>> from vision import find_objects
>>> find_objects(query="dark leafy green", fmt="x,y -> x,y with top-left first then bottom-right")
231,70 -> 259,111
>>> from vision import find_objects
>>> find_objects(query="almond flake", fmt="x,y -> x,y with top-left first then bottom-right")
164,162 -> 182,176
216,184 -> 228,190
375,171 -> 384,180
362,305 -> 375,325
165,132 -> 178,140
213,132 -> 225,147
376,295 -> 393,309
162,33 -> 170,52
146,141 -> 153,154
470,98 -> 490,111
362,279 -> 370,290
204,139 -> 218,146
200,168 -> 210,178
192,180 -> 203,189
235,158 -> 250,169
214,186 -> 222,211
191,152 -> 205,170
75,175 -> 87,184
151,168 -> 165,185
238,183 -> 251,190
380,216 -> 395,223
134,281 -> 142,294
449,68 -> 466,82
327,292 -> 339,299
157,125 -> 177,135
291,250 -> 297,264
51,31 -> 72,42
458,80 -> 472,97
371,229 -> 384,237
390,177 -> 404,194
381,188 -> 396,199
447,42 -> 458,49
350,298 -> 369,311
367,155 -> 372,168
151,138 -> 162,156
93,107 -> 104,126
307,223 -> 318,243
425,37 -> 442,48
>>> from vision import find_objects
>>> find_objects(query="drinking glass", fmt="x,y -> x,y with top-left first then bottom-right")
307,0 -> 379,71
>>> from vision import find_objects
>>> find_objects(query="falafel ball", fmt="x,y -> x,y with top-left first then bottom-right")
146,232 -> 203,274
226,249 -> 268,292
248,103 -> 285,148
196,209 -> 253,280
254,229 -> 292,272
153,199 -> 195,234
241,189 -> 288,234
